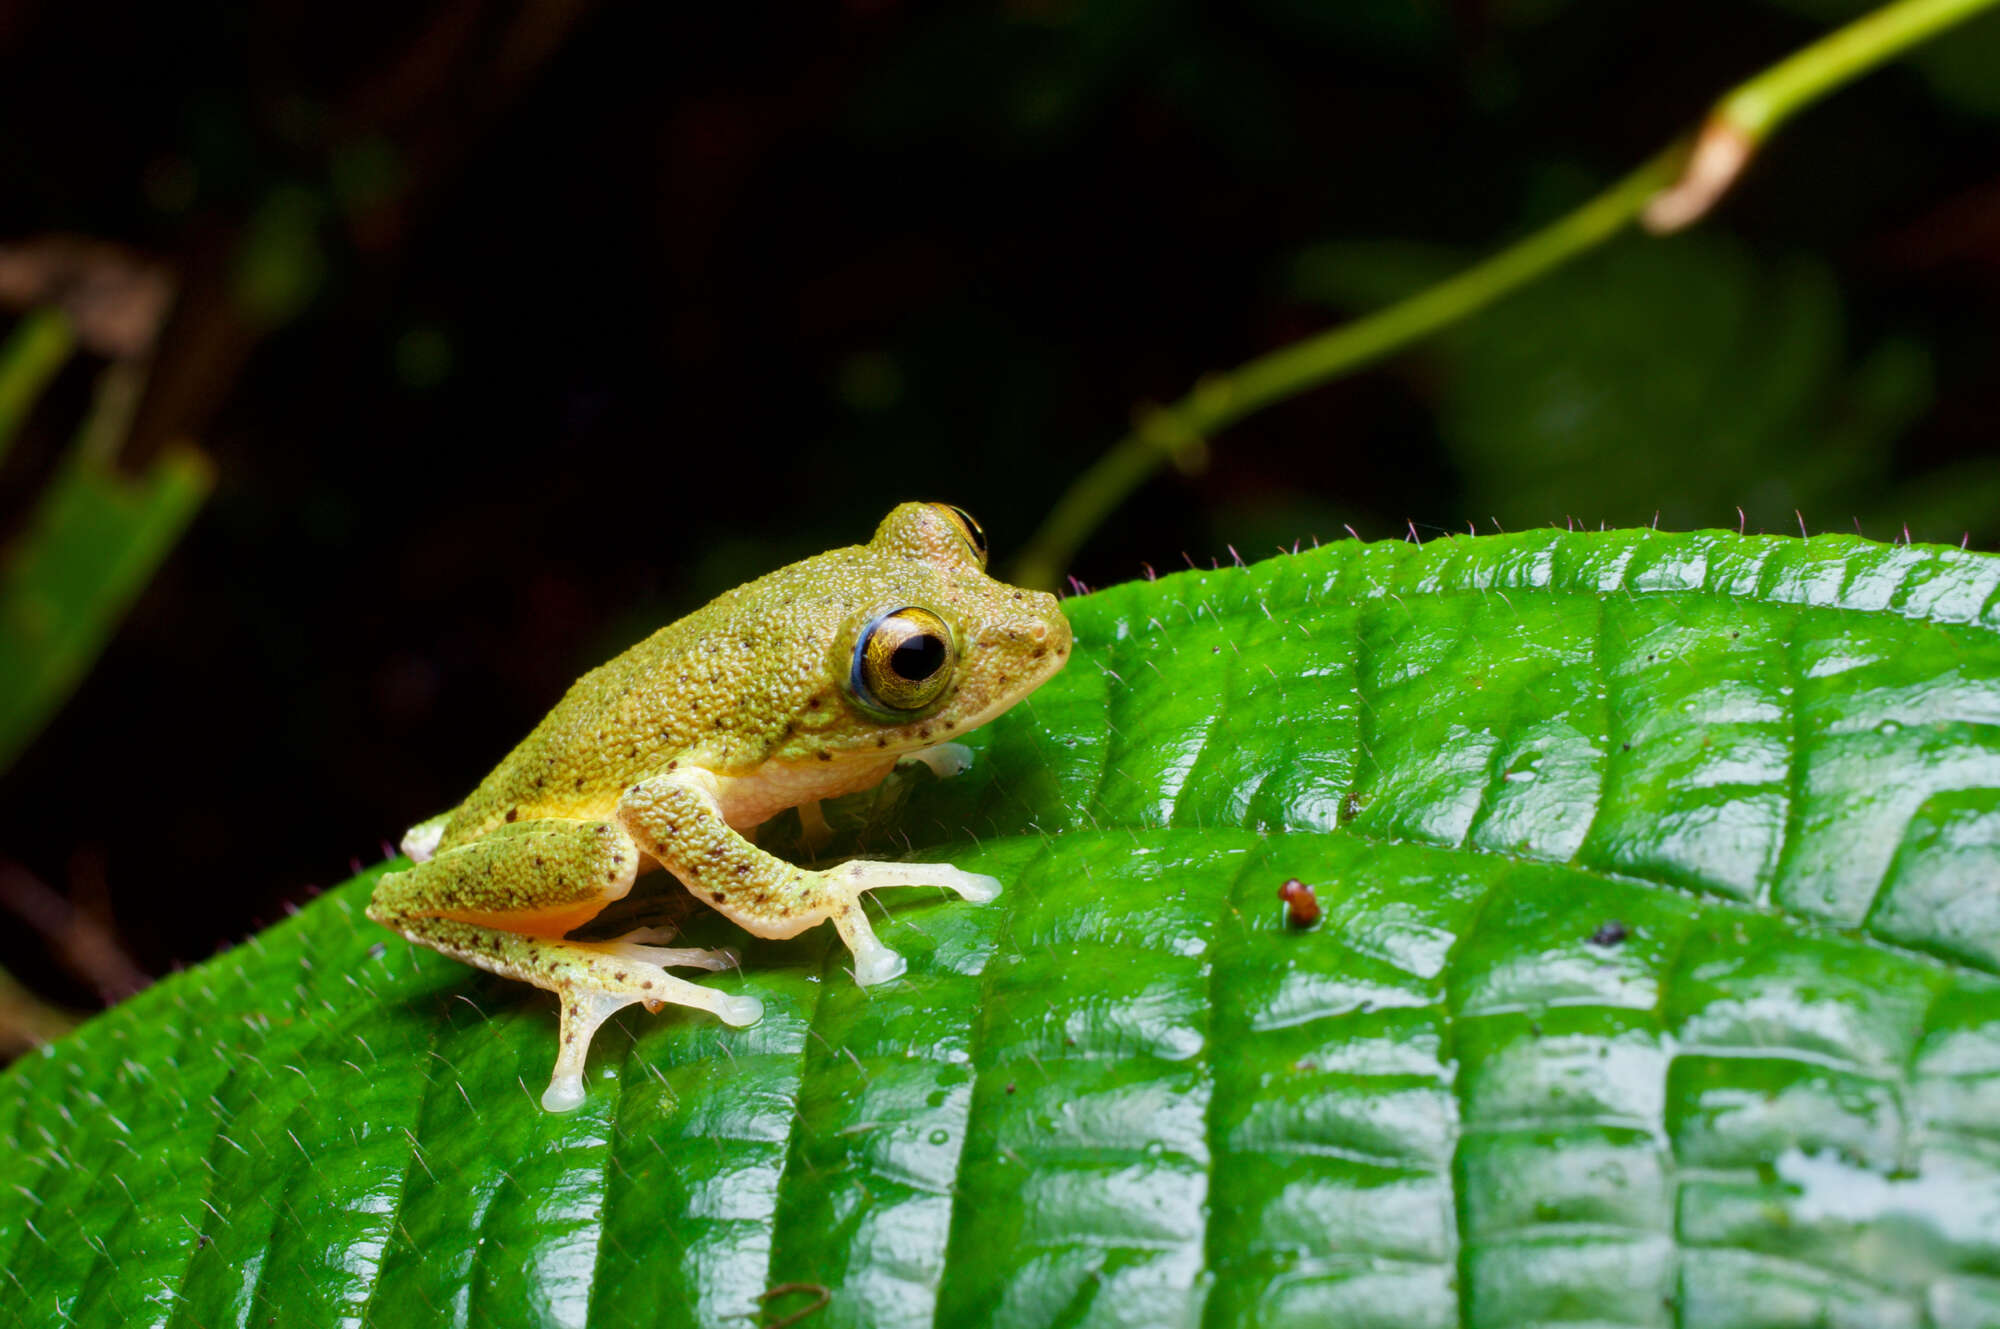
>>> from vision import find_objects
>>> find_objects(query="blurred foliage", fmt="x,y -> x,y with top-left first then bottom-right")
0,311 -> 212,773
1293,228 -> 1951,536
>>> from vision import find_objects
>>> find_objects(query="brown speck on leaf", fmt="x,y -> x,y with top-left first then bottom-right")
1587,920 -> 1629,947
1279,878 -> 1321,928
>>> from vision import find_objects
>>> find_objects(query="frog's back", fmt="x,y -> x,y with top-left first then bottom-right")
425,555 -> 864,853
430,617 -> 710,849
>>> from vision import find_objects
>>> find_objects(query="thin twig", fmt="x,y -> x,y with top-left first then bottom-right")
1008,0 -> 2000,589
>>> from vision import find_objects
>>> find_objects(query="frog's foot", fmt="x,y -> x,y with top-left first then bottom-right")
797,799 -> 835,854
598,927 -> 740,973
399,812 -> 451,864
822,859 -> 1003,987
546,962 -> 764,1111
899,742 -> 975,780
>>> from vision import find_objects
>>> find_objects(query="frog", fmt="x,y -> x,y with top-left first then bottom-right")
368,502 -> 1071,1111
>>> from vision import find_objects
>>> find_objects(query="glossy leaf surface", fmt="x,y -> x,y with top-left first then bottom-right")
5,529 -> 2000,1328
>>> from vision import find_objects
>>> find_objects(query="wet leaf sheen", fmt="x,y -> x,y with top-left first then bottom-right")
5,528 -> 2000,1328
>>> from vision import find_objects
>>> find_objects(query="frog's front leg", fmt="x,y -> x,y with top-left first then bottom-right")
367,818 -> 762,1112
619,770 -> 1000,987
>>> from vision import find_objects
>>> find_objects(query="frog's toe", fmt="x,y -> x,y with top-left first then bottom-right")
901,741 -> 975,780
603,936 -> 738,972
854,946 -> 908,987
545,988 -> 640,1113
942,868 -> 1002,904
542,1079 -> 587,1113
716,993 -> 764,1026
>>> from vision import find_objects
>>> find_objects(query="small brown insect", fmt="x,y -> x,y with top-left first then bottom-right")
1279,878 -> 1320,929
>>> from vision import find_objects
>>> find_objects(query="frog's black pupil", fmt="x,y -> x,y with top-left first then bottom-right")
890,633 -> 946,681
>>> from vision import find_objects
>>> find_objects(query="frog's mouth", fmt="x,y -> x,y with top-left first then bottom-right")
934,608 -> 1073,736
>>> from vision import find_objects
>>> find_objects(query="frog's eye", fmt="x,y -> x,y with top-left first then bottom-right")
851,607 -> 955,715
934,503 -> 988,568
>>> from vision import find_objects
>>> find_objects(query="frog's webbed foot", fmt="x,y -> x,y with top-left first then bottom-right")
822,860 -> 1002,987
898,742 -> 975,780
547,961 -> 764,1111
620,771 -> 1002,997
368,815 -> 764,1115
599,926 -> 740,973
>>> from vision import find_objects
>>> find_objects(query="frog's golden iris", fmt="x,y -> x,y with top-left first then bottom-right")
852,605 -> 955,714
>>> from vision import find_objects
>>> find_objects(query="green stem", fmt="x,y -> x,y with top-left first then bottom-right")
1006,149 -> 1684,591
1721,0 -> 1997,135
1009,0 -> 2000,590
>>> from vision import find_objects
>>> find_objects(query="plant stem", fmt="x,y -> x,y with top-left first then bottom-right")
1009,0 -> 2000,590
1725,0 -> 1995,136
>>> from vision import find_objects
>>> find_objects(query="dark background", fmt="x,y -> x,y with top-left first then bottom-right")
3,0 -> 1998,1014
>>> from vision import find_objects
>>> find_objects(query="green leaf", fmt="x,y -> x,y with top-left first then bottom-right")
7,528 -> 2000,1328
0,308 -> 75,465
0,444 -> 214,770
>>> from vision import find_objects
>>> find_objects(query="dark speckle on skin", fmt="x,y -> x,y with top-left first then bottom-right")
505,808 -> 518,823
817,750 -> 832,762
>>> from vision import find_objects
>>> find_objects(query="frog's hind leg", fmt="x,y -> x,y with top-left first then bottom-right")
367,818 -> 761,1112
621,772 -> 1001,991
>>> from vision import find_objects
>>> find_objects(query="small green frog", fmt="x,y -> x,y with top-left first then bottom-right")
370,502 -> 1070,1111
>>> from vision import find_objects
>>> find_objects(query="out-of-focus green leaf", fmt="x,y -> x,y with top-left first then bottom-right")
6,529 -> 2000,1327
0,309 -> 75,464
0,445 -> 213,770
1296,231 -> 1943,537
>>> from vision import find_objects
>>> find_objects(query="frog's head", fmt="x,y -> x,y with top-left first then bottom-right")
791,501 -> 1071,760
